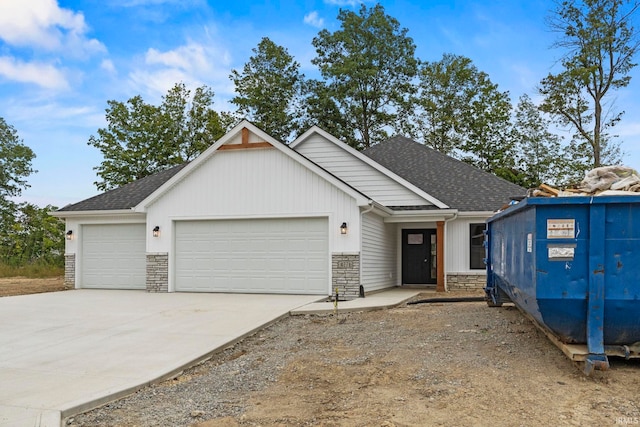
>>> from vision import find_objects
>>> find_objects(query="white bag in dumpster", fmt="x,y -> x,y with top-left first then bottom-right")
579,166 -> 640,193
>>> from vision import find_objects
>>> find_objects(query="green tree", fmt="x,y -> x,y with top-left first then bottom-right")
160,83 -> 233,162
408,54 -> 521,182
311,3 -> 418,149
0,203 -> 64,267
539,0 -> 639,168
89,95 -> 161,191
511,95 -> 569,187
89,83 -> 231,191
0,117 -> 36,207
298,79 -> 352,141
230,37 -> 305,142
452,68 -> 514,178
409,54 -> 484,156
0,118 -> 36,261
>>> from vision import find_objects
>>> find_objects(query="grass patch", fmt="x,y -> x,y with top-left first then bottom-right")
0,262 -> 63,278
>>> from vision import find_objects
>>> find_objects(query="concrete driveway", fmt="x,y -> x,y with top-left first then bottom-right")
0,290 -> 320,427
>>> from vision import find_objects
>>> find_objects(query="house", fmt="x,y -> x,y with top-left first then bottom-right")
53,120 -> 524,298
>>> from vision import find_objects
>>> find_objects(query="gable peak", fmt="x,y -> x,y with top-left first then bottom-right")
219,126 -> 274,151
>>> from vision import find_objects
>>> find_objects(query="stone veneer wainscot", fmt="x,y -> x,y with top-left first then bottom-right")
146,253 -> 168,292
64,254 -> 75,288
446,273 -> 486,290
332,253 -> 360,300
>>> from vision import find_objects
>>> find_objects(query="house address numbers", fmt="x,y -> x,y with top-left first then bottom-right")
337,260 -> 354,269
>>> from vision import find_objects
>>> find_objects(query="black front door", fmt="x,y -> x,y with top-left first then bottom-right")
402,229 -> 437,285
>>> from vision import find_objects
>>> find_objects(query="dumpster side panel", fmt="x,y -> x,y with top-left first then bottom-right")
536,203 -> 590,343
488,204 -> 541,322
488,196 -> 640,346
602,202 -> 640,344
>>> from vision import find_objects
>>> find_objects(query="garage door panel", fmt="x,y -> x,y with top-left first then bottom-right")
175,218 -> 328,294
81,224 -> 146,289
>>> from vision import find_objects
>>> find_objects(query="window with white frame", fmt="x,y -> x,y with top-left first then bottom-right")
469,223 -> 485,270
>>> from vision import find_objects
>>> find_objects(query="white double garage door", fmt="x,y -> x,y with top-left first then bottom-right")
81,218 -> 328,294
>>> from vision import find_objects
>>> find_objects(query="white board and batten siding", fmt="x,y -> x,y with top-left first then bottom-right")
174,217 -> 328,294
361,212 -> 397,292
294,134 -> 429,207
80,223 -> 146,289
445,217 -> 490,274
147,148 -> 361,253
147,148 -> 359,245
145,146 -> 362,293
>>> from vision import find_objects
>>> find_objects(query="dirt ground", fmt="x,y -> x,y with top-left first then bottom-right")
0,276 -> 68,297
5,280 -> 639,426
70,291 -> 640,427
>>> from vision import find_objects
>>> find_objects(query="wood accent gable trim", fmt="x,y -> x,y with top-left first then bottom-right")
242,126 -> 249,144
218,126 -> 274,150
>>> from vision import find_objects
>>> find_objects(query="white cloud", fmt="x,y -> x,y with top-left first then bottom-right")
145,43 -> 213,73
100,59 -> 116,74
614,120 -> 640,138
130,40 -> 233,100
304,11 -> 324,28
0,0 -> 105,56
9,101 -> 102,127
129,68 -> 197,99
0,56 -> 69,89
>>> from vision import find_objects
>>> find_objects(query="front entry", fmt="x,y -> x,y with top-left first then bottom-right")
402,229 -> 437,285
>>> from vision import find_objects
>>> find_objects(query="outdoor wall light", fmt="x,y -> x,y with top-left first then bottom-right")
340,222 -> 348,235
152,226 -> 160,237
66,230 -> 73,240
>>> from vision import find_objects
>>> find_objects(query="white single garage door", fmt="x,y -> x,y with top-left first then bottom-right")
81,224 -> 146,289
175,218 -> 328,294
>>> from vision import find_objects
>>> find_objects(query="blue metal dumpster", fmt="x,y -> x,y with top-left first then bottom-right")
485,195 -> 640,372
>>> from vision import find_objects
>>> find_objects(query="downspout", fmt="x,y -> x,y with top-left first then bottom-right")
359,200 -> 375,297
361,200 -> 375,216
442,212 -> 458,292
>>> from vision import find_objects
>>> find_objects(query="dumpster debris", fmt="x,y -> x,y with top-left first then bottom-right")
528,166 -> 640,199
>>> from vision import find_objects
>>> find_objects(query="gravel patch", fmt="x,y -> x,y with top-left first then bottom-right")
67,293 -> 640,427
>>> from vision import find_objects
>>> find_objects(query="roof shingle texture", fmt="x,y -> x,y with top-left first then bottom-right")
363,136 -> 526,212
58,163 -> 188,212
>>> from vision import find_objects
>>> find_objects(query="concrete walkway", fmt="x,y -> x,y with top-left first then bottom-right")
291,287 -> 423,315
0,288 -> 421,427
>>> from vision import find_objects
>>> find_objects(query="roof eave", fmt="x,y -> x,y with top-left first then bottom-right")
383,209 -> 459,223
363,200 -> 394,217
51,209 -> 144,219
456,210 -> 498,217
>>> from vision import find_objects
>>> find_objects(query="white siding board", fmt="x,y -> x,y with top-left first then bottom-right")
150,149 -> 351,216
445,217 -> 489,274
361,212 -> 397,292
295,134 -> 430,206
146,147 -> 361,255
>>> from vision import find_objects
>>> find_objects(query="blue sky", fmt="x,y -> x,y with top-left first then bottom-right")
2,0 -> 640,208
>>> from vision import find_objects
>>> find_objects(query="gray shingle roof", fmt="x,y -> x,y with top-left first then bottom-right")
58,163 -> 188,212
363,135 -> 526,212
